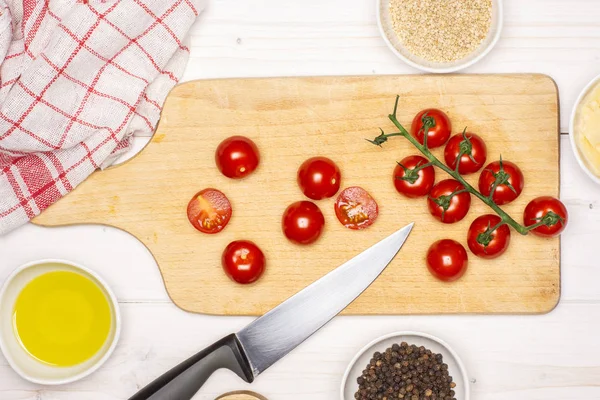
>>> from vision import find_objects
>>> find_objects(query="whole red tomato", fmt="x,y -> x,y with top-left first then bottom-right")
393,155 -> 435,198
222,240 -> 266,284
426,239 -> 468,282
187,188 -> 232,234
297,157 -> 341,200
523,196 -> 568,237
478,159 -> 524,205
282,201 -> 325,244
444,131 -> 487,174
427,179 -> 471,224
334,187 -> 379,230
411,109 -> 452,148
467,214 -> 511,259
215,136 -> 260,179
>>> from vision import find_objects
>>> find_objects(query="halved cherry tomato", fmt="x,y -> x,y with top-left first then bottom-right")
411,109 -> 452,148
427,179 -> 471,224
215,136 -> 260,179
523,196 -> 568,237
282,201 -> 325,245
444,131 -> 487,174
393,155 -> 435,198
478,159 -> 524,205
187,189 -> 232,234
334,187 -> 379,230
297,156 -> 341,200
467,214 -> 511,259
222,240 -> 266,284
426,239 -> 468,282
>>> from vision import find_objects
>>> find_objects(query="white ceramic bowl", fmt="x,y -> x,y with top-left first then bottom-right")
377,0 -> 504,73
0,259 -> 121,385
341,331 -> 470,400
569,73 -> 600,185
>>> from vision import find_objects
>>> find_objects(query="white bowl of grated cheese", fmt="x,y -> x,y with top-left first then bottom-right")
377,0 -> 503,73
570,73 -> 600,185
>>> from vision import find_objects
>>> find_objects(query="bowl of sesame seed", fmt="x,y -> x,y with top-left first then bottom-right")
378,0 -> 503,73
341,331 -> 470,400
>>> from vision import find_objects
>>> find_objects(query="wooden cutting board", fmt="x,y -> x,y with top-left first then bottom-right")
34,75 -> 560,315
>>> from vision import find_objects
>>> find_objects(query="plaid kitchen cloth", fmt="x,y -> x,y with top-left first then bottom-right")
0,0 -> 204,235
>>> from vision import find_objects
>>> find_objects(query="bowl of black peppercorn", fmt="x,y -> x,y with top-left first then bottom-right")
341,331 -> 469,400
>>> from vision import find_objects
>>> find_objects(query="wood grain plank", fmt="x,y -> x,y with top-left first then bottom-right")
3,132 -> 599,307
33,75 -> 560,315
2,0 -> 600,398
2,302 -> 599,400
171,0 -> 600,135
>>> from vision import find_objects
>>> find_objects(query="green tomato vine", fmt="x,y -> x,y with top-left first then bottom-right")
367,96 -> 563,241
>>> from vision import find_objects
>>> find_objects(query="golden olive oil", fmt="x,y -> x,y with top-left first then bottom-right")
12,270 -> 112,367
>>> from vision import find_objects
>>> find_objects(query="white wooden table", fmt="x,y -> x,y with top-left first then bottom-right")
2,1 -> 600,399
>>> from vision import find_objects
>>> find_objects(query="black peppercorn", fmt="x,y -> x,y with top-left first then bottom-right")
355,342 -> 457,400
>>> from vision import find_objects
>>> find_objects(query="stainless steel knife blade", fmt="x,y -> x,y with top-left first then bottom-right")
236,222 -> 414,377
129,223 -> 414,400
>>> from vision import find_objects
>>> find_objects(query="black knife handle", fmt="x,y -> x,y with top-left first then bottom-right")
129,334 -> 254,400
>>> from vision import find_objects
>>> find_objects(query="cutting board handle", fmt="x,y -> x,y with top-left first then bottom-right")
128,334 -> 254,400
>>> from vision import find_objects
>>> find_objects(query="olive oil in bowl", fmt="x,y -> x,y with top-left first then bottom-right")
13,270 -> 112,367
0,260 -> 120,384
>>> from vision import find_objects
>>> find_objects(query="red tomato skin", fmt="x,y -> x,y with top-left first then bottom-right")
215,136 -> 260,179
426,239 -> 468,282
478,160 -> 524,205
282,201 -> 325,245
427,179 -> 471,224
334,187 -> 379,230
187,188 -> 232,234
467,214 -> 511,259
523,196 -> 569,237
222,240 -> 266,284
297,157 -> 341,200
410,109 -> 452,148
393,155 -> 436,198
444,133 -> 487,174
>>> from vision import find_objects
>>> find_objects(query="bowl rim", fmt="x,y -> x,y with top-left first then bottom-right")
340,330 -> 470,400
568,72 -> 600,185
376,0 -> 504,73
0,258 -> 121,385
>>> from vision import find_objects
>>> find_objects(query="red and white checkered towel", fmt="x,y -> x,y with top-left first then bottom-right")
0,0 -> 204,235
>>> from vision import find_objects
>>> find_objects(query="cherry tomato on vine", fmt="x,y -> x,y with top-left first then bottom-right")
444,131 -> 487,174
393,155 -> 435,198
222,240 -> 266,284
523,196 -> 568,237
282,201 -> 325,245
426,239 -> 468,282
478,159 -> 524,205
467,214 -> 511,259
410,109 -> 452,148
334,187 -> 379,230
187,188 -> 232,234
215,136 -> 260,179
427,179 -> 471,224
297,156 -> 341,200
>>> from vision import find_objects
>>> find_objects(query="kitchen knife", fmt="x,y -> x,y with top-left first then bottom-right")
129,223 -> 414,400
